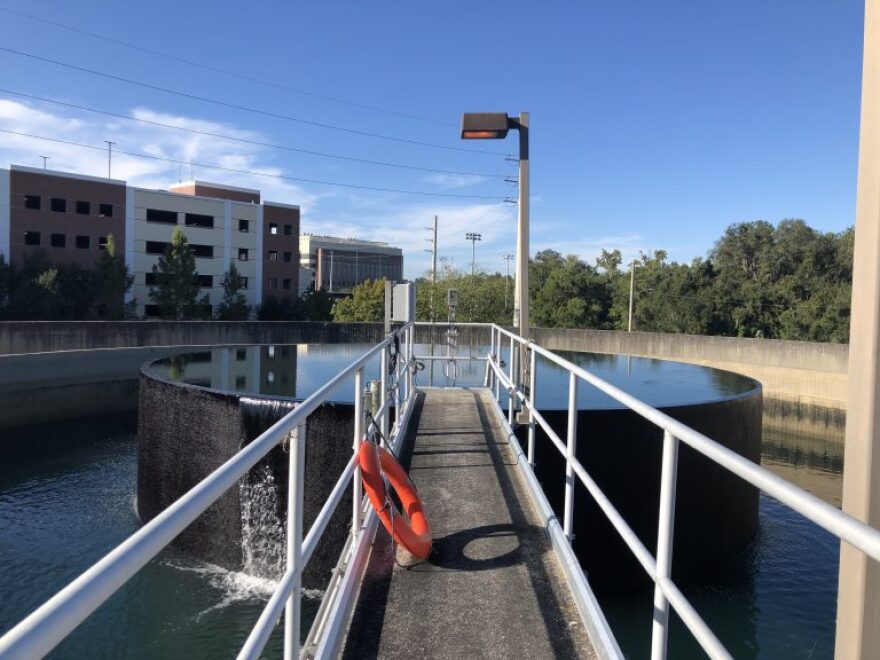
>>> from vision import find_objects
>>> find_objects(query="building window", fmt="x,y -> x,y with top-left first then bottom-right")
146,241 -> 169,255
24,195 -> 40,210
282,278 -> 291,290
99,203 -> 113,217
238,248 -> 249,261
50,233 -> 66,248
241,276 -> 248,287
238,219 -> 249,232
185,213 -> 214,228
198,275 -> 213,288
266,371 -> 275,384
190,244 -> 213,258
268,346 -> 275,358
24,231 -> 40,246
76,201 -> 90,215
144,304 -> 160,317
235,348 -> 247,361
235,375 -> 247,389
268,250 -> 278,262
146,208 -> 177,224
145,272 -> 157,286
269,223 -> 278,235
51,198 -> 67,213
283,251 -> 292,263
98,236 -> 108,250
284,224 -> 293,236
76,235 -> 90,249
267,277 -> 278,290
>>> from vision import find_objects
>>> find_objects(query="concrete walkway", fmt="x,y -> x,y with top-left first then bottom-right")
342,388 -> 596,659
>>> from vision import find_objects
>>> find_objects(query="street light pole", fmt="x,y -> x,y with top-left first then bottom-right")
515,112 -> 529,340
104,140 -> 115,179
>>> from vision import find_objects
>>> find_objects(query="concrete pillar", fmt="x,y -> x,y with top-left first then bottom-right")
835,1 -> 880,657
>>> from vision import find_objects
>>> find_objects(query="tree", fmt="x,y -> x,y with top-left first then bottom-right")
148,228 -> 210,319
215,261 -> 250,320
332,279 -> 385,322
256,295 -> 298,320
299,288 -> 334,321
92,234 -> 136,319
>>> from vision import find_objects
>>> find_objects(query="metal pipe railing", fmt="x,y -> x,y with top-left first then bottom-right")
0,323 -> 415,660
486,323 -> 880,660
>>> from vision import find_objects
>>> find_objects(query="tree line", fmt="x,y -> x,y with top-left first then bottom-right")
332,219 -> 854,343
0,227 -> 333,321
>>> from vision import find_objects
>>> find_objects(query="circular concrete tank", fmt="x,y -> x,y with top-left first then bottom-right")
508,351 -> 763,594
137,344 -> 381,589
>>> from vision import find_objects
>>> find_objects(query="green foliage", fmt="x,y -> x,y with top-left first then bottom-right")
215,261 -> 250,320
93,234 -> 137,320
0,238 -> 135,320
331,279 -> 386,322
255,288 -> 335,321
148,228 -> 210,320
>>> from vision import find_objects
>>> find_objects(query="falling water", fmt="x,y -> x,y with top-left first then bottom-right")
239,462 -> 286,580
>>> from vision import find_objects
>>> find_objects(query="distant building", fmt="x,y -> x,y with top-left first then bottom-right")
299,234 -> 403,293
0,165 -> 301,317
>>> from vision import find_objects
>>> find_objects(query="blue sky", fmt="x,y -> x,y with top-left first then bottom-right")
0,1 -> 865,277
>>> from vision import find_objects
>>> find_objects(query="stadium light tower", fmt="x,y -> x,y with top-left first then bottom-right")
465,232 -> 482,276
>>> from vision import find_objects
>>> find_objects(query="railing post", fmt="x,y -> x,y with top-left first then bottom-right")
564,372 -> 578,541
284,422 -> 306,660
527,346 -> 537,467
352,368 -> 364,539
508,335 -> 516,425
651,430 -> 680,660
494,328 -> 501,403
380,346 -> 389,441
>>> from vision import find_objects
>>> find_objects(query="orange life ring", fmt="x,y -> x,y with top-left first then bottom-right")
358,442 -> 432,559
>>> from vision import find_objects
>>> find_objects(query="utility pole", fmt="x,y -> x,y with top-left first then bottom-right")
466,232 -> 482,276
104,141 -> 116,179
39,156 -> 49,170
628,260 -> 640,332
425,216 -> 438,323
503,253 -> 514,311
836,1 -> 880,657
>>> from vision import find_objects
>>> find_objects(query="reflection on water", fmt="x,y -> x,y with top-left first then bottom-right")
602,417 -> 844,659
150,344 -> 757,411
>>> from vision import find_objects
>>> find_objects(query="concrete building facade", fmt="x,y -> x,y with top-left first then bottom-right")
0,166 -> 300,317
299,234 -> 403,293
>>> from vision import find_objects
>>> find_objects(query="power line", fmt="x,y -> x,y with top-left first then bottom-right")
0,89 -> 508,178
0,46 -> 506,155
0,6 -> 457,128
0,128 -> 510,199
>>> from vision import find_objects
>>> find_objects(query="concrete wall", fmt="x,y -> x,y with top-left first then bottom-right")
0,321 -> 386,356
531,327 -> 849,410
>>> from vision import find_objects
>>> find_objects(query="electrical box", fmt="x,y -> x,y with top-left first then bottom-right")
447,289 -> 459,309
392,283 -> 416,322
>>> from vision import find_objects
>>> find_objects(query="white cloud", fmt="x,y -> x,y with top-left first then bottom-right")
0,97 -> 320,211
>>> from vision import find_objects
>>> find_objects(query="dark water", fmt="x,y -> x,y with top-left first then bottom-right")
0,416 -> 313,659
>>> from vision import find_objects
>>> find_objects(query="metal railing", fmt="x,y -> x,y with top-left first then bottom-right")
485,323 -> 880,660
0,323 -> 418,660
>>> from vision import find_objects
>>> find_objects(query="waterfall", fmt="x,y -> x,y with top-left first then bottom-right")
239,462 -> 286,581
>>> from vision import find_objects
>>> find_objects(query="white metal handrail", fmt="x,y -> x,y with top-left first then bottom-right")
486,323 -> 880,660
0,323 -> 418,660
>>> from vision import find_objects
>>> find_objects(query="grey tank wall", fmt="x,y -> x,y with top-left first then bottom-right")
516,388 -> 762,594
137,372 -> 353,589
